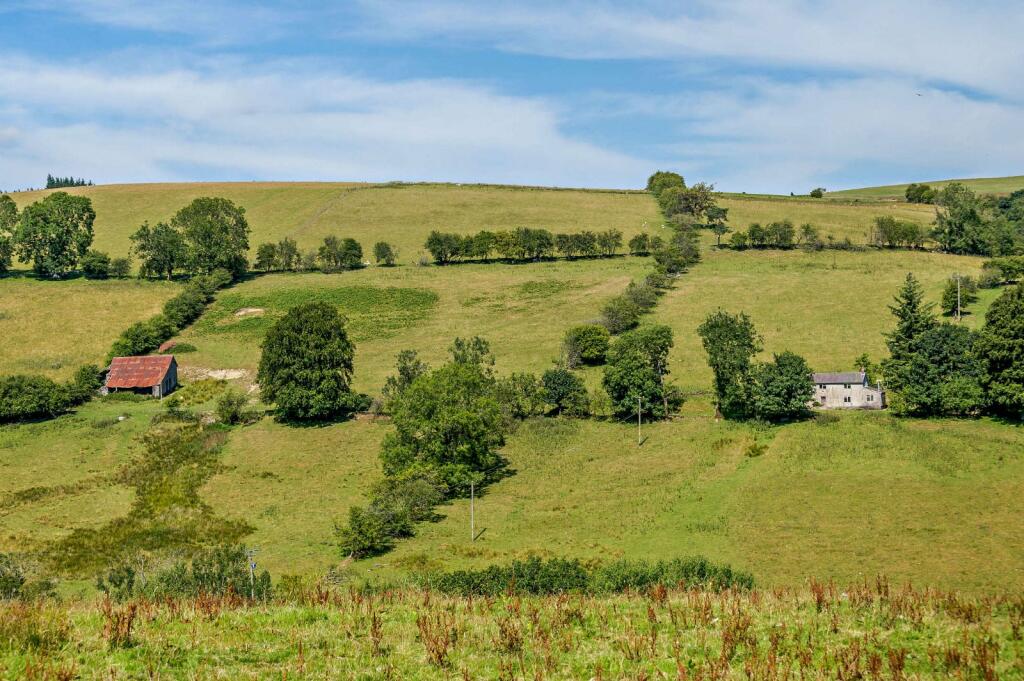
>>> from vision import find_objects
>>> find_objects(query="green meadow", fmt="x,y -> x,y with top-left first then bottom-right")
2,225 -> 1020,594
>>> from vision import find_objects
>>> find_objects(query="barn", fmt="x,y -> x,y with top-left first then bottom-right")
103,355 -> 179,398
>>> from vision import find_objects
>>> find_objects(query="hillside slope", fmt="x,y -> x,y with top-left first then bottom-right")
831,175 -> 1024,201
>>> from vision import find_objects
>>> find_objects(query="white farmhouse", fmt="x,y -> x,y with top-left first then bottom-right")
811,371 -> 885,409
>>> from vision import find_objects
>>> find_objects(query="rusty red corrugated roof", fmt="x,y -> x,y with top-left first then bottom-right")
106,355 -> 175,389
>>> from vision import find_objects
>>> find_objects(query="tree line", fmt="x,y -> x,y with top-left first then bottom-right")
423,228 -> 630,264
45,174 -> 93,189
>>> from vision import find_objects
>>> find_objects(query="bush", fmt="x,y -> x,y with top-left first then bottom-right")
335,506 -> 398,558
541,368 -> 589,416
563,324 -> 610,367
600,295 -> 641,334
68,364 -> 103,404
215,388 -> 257,425
494,372 -> 546,420
425,556 -> 751,596
373,241 -> 397,266
0,553 -> 25,599
0,375 -> 71,422
809,187 -> 825,198
81,249 -> 111,279
150,545 -> 271,600
624,280 -> 658,311
109,257 -> 132,278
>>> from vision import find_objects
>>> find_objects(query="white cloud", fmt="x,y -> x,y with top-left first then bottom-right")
649,77 -> 1024,193
354,1 -> 1024,100
0,55 -> 653,189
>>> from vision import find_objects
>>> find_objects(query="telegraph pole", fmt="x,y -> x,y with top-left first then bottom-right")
637,397 -> 642,446
245,548 -> 258,599
470,480 -> 475,542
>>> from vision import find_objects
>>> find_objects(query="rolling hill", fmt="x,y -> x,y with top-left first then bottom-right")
830,175 -> 1024,201
1,180 -> 1022,596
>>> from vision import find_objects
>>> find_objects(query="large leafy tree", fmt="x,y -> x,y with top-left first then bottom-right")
130,221 -> 187,279
748,351 -> 814,422
975,283 -> 1024,419
602,324 -> 677,418
646,170 -> 684,197
697,310 -> 762,419
0,194 -> 16,273
171,197 -> 250,278
380,343 -> 505,493
14,192 -> 95,277
258,302 -> 359,421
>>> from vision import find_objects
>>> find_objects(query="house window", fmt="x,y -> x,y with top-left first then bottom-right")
843,383 -> 851,389
867,395 -> 874,402
843,396 -> 852,403
818,384 -> 826,389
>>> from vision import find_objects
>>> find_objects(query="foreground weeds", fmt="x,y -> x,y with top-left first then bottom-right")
1,578 -> 1022,679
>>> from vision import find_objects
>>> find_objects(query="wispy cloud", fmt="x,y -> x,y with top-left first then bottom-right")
353,1 -> 1024,100
0,55 -> 653,189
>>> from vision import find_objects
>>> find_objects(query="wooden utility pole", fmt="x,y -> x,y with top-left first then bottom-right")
637,397 -> 642,446
470,481 -> 475,541
957,273 -> 962,321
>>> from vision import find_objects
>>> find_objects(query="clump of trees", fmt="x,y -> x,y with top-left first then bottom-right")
131,197 -> 251,280
45,174 -> 92,189
602,324 -> 681,419
0,195 -> 18,274
563,324 -> 610,367
904,183 -> 936,204
697,310 -> 813,422
373,241 -> 397,266
424,227 -> 625,264
0,365 -> 102,423
871,216 -> 926,249
933,183 -> 1024,256
809,188 -> 826,198
258,301 -> 369,421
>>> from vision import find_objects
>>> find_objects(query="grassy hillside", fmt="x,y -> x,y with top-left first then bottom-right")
2,238 -> 1020,592
8,182 -> 660,263
718,194 -> 936,242
6,182 -> 940,266
0,277 -> 179,379
3,585 -> 1021,679
831,175 -> 1024,201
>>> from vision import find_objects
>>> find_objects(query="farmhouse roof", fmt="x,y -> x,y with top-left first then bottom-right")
813,371 -> 865,385
106,355 -> 175,389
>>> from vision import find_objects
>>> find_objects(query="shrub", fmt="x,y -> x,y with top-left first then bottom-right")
108,313 -> 176,359
425,556 -> 751,596
563,324 -> 610,367
335,506 -> 398,558
0,375 -> 71,422
809,187 -> 825,198
215,388 -> 257,425
81,249 -> 111,279
0,553 -> 25,599
68,364 -> 103,404
624,280 -> 658,311
171,342 -> 197,353
165,378 -> 226,407
541,368 -> 589,416
600,295 -> 641,334
0,602 -> 70,651
151,545 -> 271,600
109,257 -> 132,278
494,372 -> 546,420
373,241 -> 397,266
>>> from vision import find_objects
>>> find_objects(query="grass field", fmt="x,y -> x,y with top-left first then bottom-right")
831,175 -> 1024,201
6,181 -> 948,268
8,182 -> 660,264
0,277 -> 179,379
3,242 -> 1020,592
718,194 -> 936,243
3,584 -> 1021,679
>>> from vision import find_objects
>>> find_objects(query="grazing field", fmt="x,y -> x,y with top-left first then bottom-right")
9,182 -> 660,263
171,257 -> 648,393
653,247 -> 987,392
0,277 -> 179,379
2,583 -> 1022,679
831,175 -> 1024,201
718,194 -> 936,243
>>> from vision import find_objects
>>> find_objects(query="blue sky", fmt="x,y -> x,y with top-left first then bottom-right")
1,1 -> 1023,193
